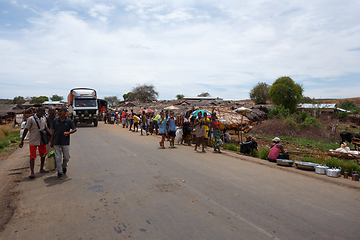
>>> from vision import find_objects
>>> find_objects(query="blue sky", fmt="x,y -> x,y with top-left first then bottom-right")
1,0 -> 360,100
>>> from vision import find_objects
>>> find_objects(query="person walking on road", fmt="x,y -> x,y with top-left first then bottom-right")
167,111 -> 177,148
128,110 -> 133,131
158,111 -> 167,149
211,114 -> 222,153
50,106 -> 77,180
194,112 -> 206,152
19,107 -> 52,179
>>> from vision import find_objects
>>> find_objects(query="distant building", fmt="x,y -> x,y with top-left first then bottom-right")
298,103 -> 350,116
42,101 -> 63,109
183,97 -> 223,101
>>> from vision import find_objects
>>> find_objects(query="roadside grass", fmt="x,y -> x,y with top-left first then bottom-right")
0,125 -> 21,159
255,135 -> 339,151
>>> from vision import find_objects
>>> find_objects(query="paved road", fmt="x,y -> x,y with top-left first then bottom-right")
1,123 -> 359,240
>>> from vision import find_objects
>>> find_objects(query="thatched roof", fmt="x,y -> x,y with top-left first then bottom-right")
0,104 -> 23,117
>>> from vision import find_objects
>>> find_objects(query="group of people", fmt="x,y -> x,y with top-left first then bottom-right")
19,106 -> 76,180
112,109 -> 227,153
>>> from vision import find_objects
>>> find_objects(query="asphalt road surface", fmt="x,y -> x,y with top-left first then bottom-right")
1,123 -> 359,240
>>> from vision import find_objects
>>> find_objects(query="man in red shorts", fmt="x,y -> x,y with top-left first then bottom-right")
19,107 -> 51,179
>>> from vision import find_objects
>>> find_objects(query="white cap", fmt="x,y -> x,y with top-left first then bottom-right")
272,137 -> 281,143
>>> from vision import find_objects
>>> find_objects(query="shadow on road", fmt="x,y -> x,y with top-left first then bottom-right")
43,175 -> 71,187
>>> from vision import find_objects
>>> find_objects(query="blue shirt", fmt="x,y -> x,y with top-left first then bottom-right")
167,117 -> 176,131
157,117 -> 168,134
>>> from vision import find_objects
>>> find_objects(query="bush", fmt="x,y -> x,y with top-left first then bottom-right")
335,111 -> 349,120
251,149 -> 259,158
325,158 -> 360,176
268,105 -> 290,118
0,142 -> 4,149
259,148 -> 270,159
300,117 -> 320,129
223,143 -> 238,151
298,111 -> 310,122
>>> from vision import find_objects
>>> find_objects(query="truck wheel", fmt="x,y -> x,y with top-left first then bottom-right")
94,119 -> 98,127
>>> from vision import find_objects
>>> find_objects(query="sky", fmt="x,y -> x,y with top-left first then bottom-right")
1,0 -> 360,101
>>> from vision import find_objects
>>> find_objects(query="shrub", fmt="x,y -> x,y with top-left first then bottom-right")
300,117 -> 320,129
335,111 -> 349,120
298,111 -> 310,122
259,148 -> 270,159
251,149 -> 259,158
268,105 -> 290,118
0,142 -> 4,149
10,137 -> 17,143
325,158 -> 360,176
223,143 -> 238,151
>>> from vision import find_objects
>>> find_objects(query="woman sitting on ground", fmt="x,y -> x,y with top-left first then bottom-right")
268,137 -> 289,162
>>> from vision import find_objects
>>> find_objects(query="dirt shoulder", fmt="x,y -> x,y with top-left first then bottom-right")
0,143 -> 29,232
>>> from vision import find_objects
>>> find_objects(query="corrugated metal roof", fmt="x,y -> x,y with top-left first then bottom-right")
297,103 -> 350,112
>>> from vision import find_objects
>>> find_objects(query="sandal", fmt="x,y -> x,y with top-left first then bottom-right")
39,169 -> 49,173
29,174 -> 35,179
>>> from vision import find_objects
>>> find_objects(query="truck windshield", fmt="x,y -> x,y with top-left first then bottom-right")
75,99 -> 97,107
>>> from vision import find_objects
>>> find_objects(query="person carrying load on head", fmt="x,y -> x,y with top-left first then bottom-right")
268,137 -> 289,162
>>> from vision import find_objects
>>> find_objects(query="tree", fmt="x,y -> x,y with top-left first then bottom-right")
50,94 -> 64,101
176,94 -> 184,100
104,96 -> 119,106
249,82 -> 270,104
123,92 -> 132,101
30,96 -> 49,104
129,84 -> 158,103
13,96 -> 26,104
269,76 -> 303,113
198,92 -> 210,97
338,100 -> 360,114
300,96 -> 315,104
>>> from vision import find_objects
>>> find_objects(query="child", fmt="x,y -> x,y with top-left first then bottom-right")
167,111 -> 177,148
157,112 -> 167,149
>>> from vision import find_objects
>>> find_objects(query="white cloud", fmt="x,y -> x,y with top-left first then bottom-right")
88,4 -> 115,18
0,0 -> 360,100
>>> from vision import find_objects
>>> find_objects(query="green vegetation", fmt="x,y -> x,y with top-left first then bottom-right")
338,100 -> 360,114
251,149 -> 259,158
257,135 -> 339,151
223,143 -> 238,151
129,84 -> 159,103
123,92 -> 132,101
30,96 -> 49,104
0,128 -> 20,150
50,94 -> 64,101
250,82 -> 270,104
104,96 -> 119,106
13,96 -> 26,104
198,92 -> 211,97
176,94 -> 185,100
259,148 -> 270,159
269,76 -> 303,113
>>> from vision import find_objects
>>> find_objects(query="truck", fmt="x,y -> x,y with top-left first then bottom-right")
67,88 -> 99,127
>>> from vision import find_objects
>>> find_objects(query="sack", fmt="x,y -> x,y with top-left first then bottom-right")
34,117 -> 48,145
46,150 -> 56,170
175,129 -> 183,143
45,156 -> 56,171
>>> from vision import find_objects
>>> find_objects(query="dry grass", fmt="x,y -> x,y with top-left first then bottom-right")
0,124 -> 13,140
252,118 -> 337,141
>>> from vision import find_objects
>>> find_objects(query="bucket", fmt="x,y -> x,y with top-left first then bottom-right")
352,171 -> 359,181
